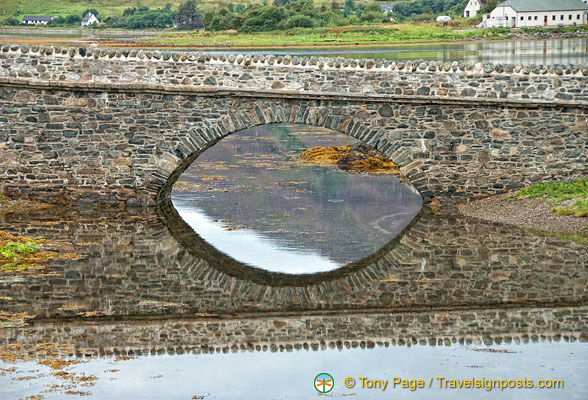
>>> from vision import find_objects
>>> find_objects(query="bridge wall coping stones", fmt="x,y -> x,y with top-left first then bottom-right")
2,43 -> 588,76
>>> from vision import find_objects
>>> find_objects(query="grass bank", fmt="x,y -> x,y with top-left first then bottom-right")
514,178 -> 588,218
458,178 -> 588,239
147,23 -> 505,48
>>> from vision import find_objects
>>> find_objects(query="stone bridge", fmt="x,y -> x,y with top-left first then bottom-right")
0,44 -> 587,206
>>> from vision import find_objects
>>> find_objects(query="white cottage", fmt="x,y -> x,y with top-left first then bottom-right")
81,12 -> 99,27
22,15 -> 55,25
480,0 -> 588,28
464,0 -> 485,18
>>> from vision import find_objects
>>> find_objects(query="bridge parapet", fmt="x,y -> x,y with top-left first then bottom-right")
1,44 -> 587,104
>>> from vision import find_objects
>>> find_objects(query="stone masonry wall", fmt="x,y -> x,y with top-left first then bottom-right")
1,44 -> 588,102
0,44 -> 587,206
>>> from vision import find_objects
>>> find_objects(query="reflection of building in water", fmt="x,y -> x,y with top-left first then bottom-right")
480,0 -> 588,29
461,38 -> 588,64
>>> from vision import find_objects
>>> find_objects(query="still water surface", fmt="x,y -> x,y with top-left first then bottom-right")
0,196 -> 586,398
3,342 -> 587,399
202,38 -> 588,64
172,124 -> 422,274
1,30 -> 586,64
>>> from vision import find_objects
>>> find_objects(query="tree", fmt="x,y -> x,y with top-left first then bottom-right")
82,9 -> 99,18
344,0 -> 355,17
481,0 -> 500,14
66,15 -> 82,25
1,17 -> 20,26
175,0 -> 203,29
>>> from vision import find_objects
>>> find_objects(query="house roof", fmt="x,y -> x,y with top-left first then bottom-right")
82,12 -> 97,23
498,0 -> 588,12
22,15 -> 54,22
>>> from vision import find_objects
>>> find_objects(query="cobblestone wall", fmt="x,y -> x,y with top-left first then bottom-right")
0,45 -> 587,205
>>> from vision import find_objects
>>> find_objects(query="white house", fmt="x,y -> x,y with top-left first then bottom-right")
464,0 -> 485,18
81,12 -> 99,27
22,15 -> 55,25
480,0 -> 588,28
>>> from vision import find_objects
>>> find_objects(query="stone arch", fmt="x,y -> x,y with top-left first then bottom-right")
154,99 -> 424,204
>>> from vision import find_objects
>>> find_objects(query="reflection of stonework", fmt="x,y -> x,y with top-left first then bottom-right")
1,47 -> 587,205
1,307 -> 587,358
0,207 -> 585,319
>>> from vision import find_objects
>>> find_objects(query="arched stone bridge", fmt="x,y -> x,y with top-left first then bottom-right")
0,44 -> 587,206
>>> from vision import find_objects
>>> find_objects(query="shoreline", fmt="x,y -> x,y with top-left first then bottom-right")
1,27 -> 586,51
457,192 -> 588,238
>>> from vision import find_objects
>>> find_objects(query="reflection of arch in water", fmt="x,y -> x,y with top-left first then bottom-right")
0,206 -> 586,321
157,198 -> 423,287
2,306 -> 587,359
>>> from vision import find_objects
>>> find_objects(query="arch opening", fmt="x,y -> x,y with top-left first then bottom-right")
161,122 -> 422,276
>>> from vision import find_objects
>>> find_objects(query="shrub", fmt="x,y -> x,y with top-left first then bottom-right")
1,17 -> 20,26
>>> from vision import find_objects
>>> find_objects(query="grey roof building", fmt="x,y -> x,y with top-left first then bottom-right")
22,15 -> 55,25
480,0 -> 588,28
499,0 -> 588,12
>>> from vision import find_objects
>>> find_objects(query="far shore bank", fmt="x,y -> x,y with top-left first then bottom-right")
1,25 -> 587,51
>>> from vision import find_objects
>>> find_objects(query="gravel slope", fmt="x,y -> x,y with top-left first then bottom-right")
457,193 -> 588,236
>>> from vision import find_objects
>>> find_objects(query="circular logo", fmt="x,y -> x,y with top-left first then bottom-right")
314,373 -> 334,393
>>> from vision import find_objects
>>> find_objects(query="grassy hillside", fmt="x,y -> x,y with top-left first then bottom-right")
0,0 -> 374,20
0,0 -> 185,19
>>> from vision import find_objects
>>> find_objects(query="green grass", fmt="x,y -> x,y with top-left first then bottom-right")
0,241 -> 42,260
521,227 -> 588,246
516,178 -> 588,202
552,200 -> 588,218
149,23 -> 500,48
516,178 -> 588,218
1,0 -> 184,20
0,0 -> 373,20
0,240 -> 43,273
522,25 -> 588,35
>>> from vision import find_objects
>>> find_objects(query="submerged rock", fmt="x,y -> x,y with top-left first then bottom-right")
299,144 -> 400,175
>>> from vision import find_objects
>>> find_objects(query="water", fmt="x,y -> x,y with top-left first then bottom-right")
3,343 -> 587,399
0,198 -> 586,398
1,34 -> 587,398
171,124 -> 422,274
1,29 -> 586,64
200,38 -> 588,64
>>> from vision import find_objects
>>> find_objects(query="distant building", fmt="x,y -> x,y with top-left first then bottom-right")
379,3 -> 394,14
464,0 -> 486,18
81,12 -> 99,27
22,15 -> 55,25
480,0 -> 588,28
